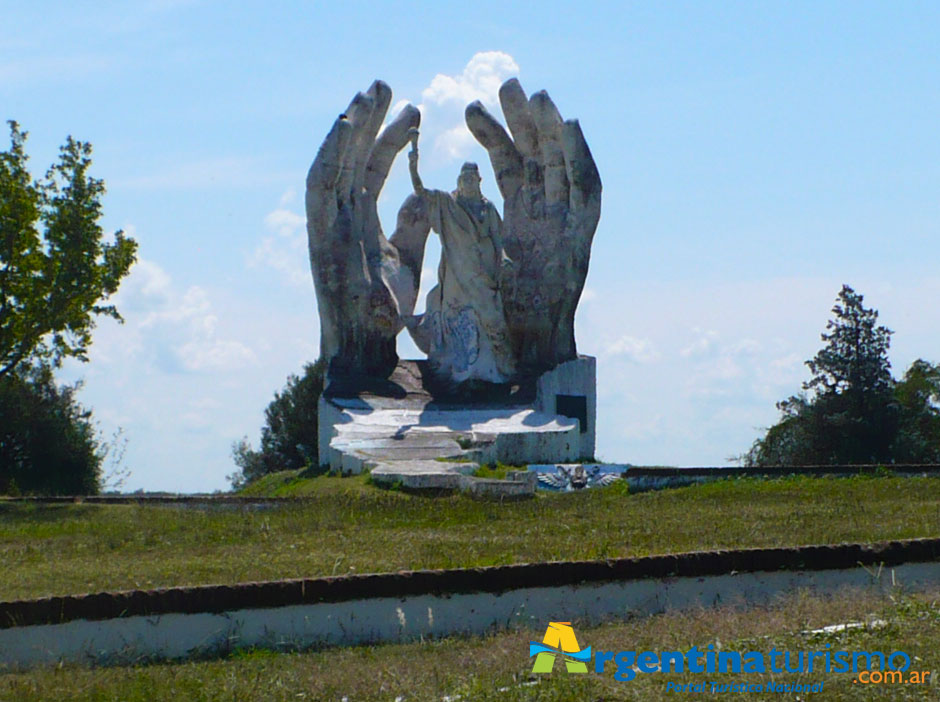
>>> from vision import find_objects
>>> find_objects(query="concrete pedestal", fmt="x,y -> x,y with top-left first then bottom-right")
317,356 -> 597,495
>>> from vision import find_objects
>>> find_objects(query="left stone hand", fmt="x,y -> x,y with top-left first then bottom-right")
306,81 -> 421,378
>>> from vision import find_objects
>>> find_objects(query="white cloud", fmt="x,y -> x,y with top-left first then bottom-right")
727,338 -> 761,355
406,51 -> 520,164
683,332 -> 787,400
680,328 -> 719,357
278,188 -> 297,207
435,125 -> 478,162
177,338 -> 256,373
603,335 -> 659,363
575,277 -> 846,467
768,352 -> 803,378
422,51 -> 519,109
389,99 -> 410,120
102,256 -> 257,374
122,257 -> 172,305
57,244 -> 320,491
264,208 -> 304,237
249,192 -> 309,288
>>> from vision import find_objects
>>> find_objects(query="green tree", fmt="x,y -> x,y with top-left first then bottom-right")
804,285 -> 894,399
892,359 -> 940,463
0,121 -> 137,378
745,285 -> 900,466
0,121 -> 136,494
0,365 -> 101,494
230,359 -> 326,488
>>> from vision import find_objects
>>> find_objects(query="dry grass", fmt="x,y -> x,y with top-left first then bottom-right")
1,474 -> 939,601
2,586 -> 937,700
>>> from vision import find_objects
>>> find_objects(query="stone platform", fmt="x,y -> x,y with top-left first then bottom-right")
318,357 -> 596,495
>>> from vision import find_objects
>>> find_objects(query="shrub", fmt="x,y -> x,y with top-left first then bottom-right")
0,365 -> 101,494
229,359 -> 326,488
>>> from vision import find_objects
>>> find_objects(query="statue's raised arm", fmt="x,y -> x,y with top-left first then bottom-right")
407,127 -> 424,194
466,78 -> 601,372
306,81 -> 429,379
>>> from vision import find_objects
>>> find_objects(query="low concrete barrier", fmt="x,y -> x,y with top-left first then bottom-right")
2,538 -> 939,669
621,464 -> 940,492
0,495 -> 312,506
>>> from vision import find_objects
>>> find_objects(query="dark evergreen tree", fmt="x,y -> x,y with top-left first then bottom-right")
0,365 -> 101,495
745,285 -> 903,465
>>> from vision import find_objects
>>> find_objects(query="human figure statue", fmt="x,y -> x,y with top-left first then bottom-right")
405,129 -> 517,385
306,81 -> 431,380
465,79 -> 602,372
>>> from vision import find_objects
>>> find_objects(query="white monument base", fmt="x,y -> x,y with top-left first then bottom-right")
317,357 -> 596,493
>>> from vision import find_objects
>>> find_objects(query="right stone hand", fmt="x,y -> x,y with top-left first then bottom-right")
466,78 -> 601,371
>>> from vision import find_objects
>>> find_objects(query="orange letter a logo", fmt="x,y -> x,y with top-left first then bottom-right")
529,622 -> 590,673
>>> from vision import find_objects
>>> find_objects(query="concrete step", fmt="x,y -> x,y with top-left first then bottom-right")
322,403 -> 581,494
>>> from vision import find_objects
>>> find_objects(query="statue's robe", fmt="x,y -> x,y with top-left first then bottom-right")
407,189 -> 516,384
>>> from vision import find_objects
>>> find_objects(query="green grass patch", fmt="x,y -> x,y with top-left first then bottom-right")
236,470 -> 376,498
0,475 -> 939,601
471,462 -> 525,480
2,587 -> 937,700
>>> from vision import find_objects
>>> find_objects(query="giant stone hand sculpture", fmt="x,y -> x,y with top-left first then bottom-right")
306,81 -> 428,379
466,79 -> 601,372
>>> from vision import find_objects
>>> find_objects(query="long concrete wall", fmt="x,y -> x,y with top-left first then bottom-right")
2,538 -> 939,669
621,464 -> 940,492
522,464 -> 940,493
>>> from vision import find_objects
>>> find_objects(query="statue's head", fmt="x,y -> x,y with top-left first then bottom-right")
456,162 -> 482,199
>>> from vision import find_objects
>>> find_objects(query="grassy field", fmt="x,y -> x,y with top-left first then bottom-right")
2,586 -> 937,700
0,474 -> 938,601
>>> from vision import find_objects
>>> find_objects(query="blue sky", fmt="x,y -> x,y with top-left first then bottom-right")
4,2 -> 939,491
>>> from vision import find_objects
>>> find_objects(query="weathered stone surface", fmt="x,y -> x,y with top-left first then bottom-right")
305,81 -> 427,378
405,137 -> 516,384
306,79 -> 602,479
316,356 -> 586,493
534,355 -> 596,460
466,79 -> 602,372
318,393 -> 580,475
307,78 -> 601,386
